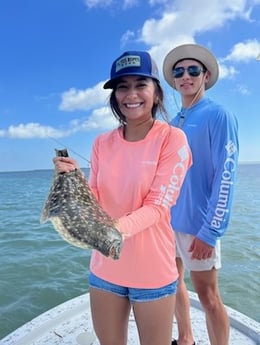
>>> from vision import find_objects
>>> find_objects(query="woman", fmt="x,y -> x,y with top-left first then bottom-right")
54,51 -> 192,345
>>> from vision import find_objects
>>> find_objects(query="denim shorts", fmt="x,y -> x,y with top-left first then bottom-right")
89,272 -> 178,303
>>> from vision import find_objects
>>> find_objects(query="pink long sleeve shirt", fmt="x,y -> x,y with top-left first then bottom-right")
89,120 -> 192,288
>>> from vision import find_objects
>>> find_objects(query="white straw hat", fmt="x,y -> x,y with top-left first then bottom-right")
163,44 -> 219,90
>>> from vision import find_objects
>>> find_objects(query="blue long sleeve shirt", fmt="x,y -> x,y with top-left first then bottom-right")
170,97 -> 239,247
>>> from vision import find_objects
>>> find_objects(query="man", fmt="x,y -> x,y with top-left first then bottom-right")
163,44 -> 239,345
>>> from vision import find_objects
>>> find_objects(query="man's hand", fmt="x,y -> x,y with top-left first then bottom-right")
189,237 -> 214,260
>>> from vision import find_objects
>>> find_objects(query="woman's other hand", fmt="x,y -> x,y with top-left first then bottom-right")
53,156 -> 80,173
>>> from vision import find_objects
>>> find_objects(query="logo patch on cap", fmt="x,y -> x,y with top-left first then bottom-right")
115,55 -> 141,72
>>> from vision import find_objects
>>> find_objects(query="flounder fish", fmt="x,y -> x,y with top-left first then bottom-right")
40,149 -> 123,259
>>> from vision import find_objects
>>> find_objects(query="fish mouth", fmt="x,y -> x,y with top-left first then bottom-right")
109,239 -> 123,260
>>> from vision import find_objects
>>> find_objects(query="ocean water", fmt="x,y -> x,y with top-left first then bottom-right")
0,164 -> 259,340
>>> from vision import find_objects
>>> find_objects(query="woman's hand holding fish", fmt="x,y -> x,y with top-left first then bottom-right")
114,221 -> 131,240
53,156 -> 80,173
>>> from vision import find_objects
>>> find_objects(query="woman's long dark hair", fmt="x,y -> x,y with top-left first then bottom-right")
109,79 -> 169,125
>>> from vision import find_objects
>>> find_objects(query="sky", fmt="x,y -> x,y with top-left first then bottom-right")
0,0 -> 260,172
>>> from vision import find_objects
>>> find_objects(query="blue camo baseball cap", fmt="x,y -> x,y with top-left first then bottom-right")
103,51 -> 160,89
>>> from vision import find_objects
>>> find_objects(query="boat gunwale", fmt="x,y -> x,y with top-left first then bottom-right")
1,292 -> 259,345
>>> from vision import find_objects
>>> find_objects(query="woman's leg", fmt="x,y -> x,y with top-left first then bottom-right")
174,257 -> 195,345
133,294 -> 175,345
90,287 -> 131,345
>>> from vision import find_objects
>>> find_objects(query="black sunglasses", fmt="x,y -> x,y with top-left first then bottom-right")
172,65 -> 206,78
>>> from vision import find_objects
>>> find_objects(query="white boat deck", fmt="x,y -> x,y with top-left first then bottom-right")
1,292 -> 259,345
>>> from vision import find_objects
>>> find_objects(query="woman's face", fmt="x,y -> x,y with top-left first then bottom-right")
114,75 -> 157,123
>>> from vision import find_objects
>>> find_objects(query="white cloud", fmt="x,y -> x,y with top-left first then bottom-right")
0,123 -> 69,139
139,0 -> 249,52
0,106 -> 118,139
120,30 -> 135,47
59,82 -> 110,111
83,0 -> 113,9
83,0 -> 137,9
81,107 -> 118,130
222,39 -> 260,62
66,107 -> 118,132
218,64 -> 238,79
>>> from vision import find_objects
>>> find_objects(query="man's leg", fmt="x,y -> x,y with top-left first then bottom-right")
174,257 -> 195,345
190,269 -> 229,345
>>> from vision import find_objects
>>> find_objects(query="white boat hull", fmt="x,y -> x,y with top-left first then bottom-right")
1,291 -> 259,345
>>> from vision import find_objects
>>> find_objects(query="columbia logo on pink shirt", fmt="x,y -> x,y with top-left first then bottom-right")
156,145 -> 190,208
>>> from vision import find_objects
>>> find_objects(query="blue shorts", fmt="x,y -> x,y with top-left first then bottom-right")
89,272 -> 178,303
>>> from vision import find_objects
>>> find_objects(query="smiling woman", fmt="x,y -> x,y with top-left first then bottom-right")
51,50 -> 192,345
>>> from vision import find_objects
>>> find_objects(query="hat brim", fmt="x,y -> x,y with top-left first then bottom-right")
163,44 -> 219,90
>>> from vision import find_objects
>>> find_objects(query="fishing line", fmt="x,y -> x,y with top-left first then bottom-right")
46,135 -> 91,164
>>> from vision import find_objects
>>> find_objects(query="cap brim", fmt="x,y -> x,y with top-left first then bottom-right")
103,73 -> 159,89
103,79 -> 116,89
163,44 -> 219,90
